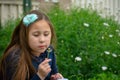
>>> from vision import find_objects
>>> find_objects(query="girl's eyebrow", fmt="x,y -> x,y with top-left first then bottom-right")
44,31 -> 51,33
32,31 -> 40,33
32,30 -> 51,34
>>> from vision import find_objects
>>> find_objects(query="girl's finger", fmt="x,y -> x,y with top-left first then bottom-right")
41,59 -> 51,65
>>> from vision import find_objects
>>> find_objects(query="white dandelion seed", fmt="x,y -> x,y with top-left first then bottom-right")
102,66 -> 108,71
75,57 -> 82,62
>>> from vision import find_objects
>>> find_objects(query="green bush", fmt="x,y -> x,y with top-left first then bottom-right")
0,8 -> 120,79
48,8 -> 120,79
89,72 -> 120,80
0,18 -> 20,56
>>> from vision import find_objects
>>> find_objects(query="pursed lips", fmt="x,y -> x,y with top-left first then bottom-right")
38,45 -> 46,49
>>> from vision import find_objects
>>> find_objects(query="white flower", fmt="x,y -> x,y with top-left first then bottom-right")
104,51 -> 110,55
109,34 -> 113,38
61,40 -> 64,43
71,55 -> 73,58
99,13 -> 103,17
118,33 -> 120,36
54,13 -> 58,16
75,57 -> 82,62
83,23 -> 89,27
102,66 -> 108,71
115,29 -> 119,32
117,42 -> 120,45
103,22 -> 109,26
101,36 -> 104,39
112,53 -> 117,57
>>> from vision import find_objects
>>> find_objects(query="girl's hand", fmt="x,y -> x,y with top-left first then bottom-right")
50,73 -> 63,80
37,58 -> 51,80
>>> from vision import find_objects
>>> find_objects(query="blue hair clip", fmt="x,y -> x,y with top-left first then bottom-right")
23,14 -> 38,27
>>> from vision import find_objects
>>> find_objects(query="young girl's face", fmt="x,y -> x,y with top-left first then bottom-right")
28,20 -> 51,56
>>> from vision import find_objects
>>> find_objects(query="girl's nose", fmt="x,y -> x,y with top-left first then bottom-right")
39,35 -> 45,43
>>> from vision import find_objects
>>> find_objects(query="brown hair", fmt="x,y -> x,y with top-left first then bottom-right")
0,10 -> 56,80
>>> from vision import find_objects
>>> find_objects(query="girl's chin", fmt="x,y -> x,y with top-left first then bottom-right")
33,48 -> 47,55
39,49 -> 46,53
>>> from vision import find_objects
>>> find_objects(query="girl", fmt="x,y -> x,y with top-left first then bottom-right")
0,10 -> 63,80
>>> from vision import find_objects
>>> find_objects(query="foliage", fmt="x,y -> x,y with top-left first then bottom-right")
88,72 -> 120,80
0,18 -> 20,56
48,8 -> 120,79
0,7 -> 120,79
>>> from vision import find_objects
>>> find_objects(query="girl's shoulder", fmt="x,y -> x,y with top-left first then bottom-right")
3,47 -> 21,79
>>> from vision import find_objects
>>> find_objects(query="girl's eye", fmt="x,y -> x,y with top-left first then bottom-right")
34,35 -> 39,37
33,33 -> 39,37
44,33 -> 49,36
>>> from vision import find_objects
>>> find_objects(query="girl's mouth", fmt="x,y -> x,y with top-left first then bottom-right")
39,45 -> 45,49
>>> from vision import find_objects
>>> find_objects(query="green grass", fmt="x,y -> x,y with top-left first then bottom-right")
0,7 -> 120,79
